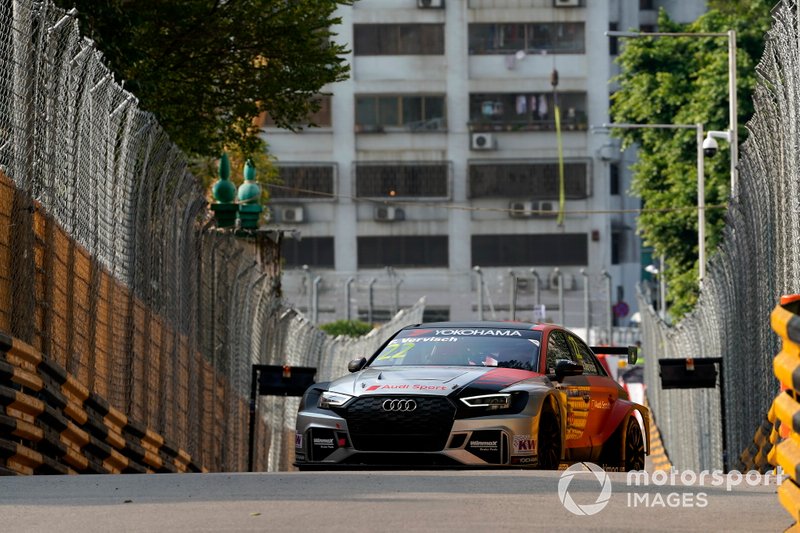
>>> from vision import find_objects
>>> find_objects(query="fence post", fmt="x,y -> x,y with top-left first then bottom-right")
602,270 -> 612,343
368,278 -> 377,324
581,268 -> 590,342
554,268 -> 564,325
344,277 -> 355,321
473,266 -> 484,320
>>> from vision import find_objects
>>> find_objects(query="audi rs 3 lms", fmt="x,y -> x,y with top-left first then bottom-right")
294,322 -> 649,470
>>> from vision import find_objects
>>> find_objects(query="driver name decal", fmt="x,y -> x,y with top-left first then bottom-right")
395,337 -> 457,343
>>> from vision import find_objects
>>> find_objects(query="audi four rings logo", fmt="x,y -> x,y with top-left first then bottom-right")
382,399 -> 417,412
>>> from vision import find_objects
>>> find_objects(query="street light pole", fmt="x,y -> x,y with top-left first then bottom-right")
606,29 -> 738,197
603,122 -> 707,282
728,29 -> 738,197
696,124 -> 706,282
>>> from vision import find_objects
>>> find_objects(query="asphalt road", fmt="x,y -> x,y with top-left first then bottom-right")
0,466 -> 791,532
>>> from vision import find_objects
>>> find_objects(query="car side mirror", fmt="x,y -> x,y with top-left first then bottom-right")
348,357 -> 367,373
628,346 -> 639,365
554,359 -> 583,382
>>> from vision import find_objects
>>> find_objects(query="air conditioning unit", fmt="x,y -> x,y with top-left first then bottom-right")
509,201 -> 558,218
554,0 -> 580,7
417,0 -> 444,8
549,271 -> 575,290
509,200 -> 535,218
374,206 -> 405,222
532,201 -> 558,218
471,133 -> 496,151
281,206 -> 305,223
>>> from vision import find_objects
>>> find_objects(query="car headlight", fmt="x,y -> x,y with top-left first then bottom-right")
318,391 -> 353,409
460,393 -> 511,410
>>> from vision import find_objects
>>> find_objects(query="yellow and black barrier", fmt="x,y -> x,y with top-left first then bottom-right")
769,295 -> 800,524
0,331 -> 204,475
736,416 -> 777,474
642,397 -> 671,471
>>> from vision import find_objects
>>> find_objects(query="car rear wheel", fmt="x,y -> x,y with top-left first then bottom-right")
537,411 -> 561,470
623,416 -> 645,472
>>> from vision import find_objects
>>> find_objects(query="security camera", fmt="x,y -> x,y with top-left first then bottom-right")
702,134 -> 719,158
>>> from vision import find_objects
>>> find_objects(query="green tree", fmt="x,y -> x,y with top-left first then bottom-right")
610,3 -> 772,319
55,0 -> 353,158
319,320 -> 374,338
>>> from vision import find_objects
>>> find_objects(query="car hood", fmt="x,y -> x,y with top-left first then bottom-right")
328,366 -> 545,397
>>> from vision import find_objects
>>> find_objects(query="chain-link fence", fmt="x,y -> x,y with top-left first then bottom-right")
639,0 -> 800,471
0,0 -> 426,473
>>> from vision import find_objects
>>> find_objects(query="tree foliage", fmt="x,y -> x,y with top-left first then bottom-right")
610,3 -> 772,320
319,320 -> 374,338
55,0 -> 354,158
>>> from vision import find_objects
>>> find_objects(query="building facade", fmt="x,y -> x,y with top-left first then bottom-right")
261,0 -> 706,337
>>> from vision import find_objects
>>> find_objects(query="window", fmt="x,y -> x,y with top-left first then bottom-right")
546,331 -> 573,374
354,24 -> 445,55
640,0 -> 655,9
269,165 -> 335,199
469,161 -> 589,199
358,236 -> 448,268
610,163 -> 620,196
567,335 -> 601,376
257,95 -> 332,128
469,92 -> 587,132
469,23 -> 585,55
356,95 -> 446,132
355,162 -> 449,198
282,237 -> 334,268
611,231 -> 622,265
471,234 -> 588,267
609,22 -> 619,56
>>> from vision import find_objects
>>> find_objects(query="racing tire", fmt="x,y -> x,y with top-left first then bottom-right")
537,411 -> 562,470
600,415 -> 645,472
622,416 -> 646,472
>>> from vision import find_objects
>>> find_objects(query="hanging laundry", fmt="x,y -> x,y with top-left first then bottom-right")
529,95 -> 537,116
516,95 -> 527,114
505,54 -> 516,70
538,94 -> 548,119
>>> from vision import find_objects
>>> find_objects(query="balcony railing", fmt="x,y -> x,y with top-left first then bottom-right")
468,115 -> 587,133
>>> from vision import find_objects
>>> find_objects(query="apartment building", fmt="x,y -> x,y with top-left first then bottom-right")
261,0 -> 706,336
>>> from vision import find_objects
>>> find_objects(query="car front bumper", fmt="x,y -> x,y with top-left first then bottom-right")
294,402 -> 541,468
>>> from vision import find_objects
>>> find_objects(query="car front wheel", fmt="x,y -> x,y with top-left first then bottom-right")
537,411 -> 562,470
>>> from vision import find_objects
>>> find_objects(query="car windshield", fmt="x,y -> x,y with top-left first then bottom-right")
370,328 -> 542,371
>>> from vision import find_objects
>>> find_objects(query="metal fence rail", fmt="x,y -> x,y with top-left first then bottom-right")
639,0 -> 800,471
